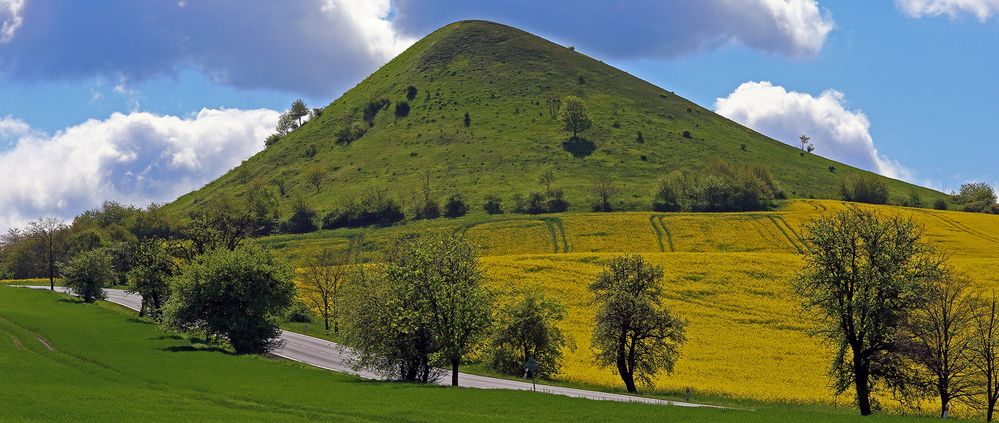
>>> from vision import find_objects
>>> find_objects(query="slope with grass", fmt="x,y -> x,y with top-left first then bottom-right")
0,286 -> 937,422
165,20 -> 945,219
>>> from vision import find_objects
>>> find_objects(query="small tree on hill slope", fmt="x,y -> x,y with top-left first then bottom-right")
559,96 -> 591,140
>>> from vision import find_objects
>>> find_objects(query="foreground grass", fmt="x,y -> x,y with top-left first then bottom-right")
0,286 -> 938,422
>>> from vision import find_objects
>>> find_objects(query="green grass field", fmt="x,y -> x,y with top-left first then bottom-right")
0,286 -> 941,422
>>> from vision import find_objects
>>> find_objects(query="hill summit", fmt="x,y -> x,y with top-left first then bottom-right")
167,20 -> 942,216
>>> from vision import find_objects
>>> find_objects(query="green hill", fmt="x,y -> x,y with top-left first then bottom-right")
166,20 -> 944,217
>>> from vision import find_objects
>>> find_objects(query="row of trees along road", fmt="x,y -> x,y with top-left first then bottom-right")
796,208 -> 999,419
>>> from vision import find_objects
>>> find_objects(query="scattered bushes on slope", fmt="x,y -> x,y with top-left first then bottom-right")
322,189 -> 405,229
840,174 -> 889,205
651,163 -> 783,212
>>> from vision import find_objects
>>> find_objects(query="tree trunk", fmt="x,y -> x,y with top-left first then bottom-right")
989,396 -> 996,422
451,357 -> 460,386
941,396 -> 949,419
853,360 -> 873,416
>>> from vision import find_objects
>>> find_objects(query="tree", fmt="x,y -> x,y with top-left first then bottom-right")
443,193 -> 468,218
181,196 -> 254,258
299,240 -> 359,335
590,255 -> 686,393
489,289 -> 570,378
304,165 -> 326,193
264,133 -> 281,147
799,134 -> 814,152
388,232 -> 492,386
62,249 -> 115,303
841,174 -> 889,205
591,175 -> 619,212
28,217 -> 70,290
972,293 -> 999,422
906,271 -> 976,418
126,240 -> 176,320
794,210 -> 944,415
280,197 -> 318,234
538,166 -> 556,196
955,182 -> 998,213
162,245 -> 295,354
558,96 -> 592,139
276,112 -> 298,136
270,178 -> 287,197
289,99 -> 309,127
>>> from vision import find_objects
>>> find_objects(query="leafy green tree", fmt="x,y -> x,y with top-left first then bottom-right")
795,210 -> 944,415
264,133 -> 281,147
955,182 -> 998,213
276,112 -> 298,135
244,180 -> 280,236
181,196 -> 254,258
840,173 -> 889,205
62,249 -> 115,303
304,165 -> 326,193
558,96 -> 592,140
281,197 -> 318,234
29,217 -> 70,290
126,240 -> 176,320
163,245 -> 295,354
489,289 -> 570,378
289,99 -> 309,126
482,195 -> 503,214
590,255 -> 686,393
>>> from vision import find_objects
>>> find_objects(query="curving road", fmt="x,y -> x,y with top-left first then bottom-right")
22,286 -> 720,408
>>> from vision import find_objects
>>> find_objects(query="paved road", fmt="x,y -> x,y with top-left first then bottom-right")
21,286 -> 721,408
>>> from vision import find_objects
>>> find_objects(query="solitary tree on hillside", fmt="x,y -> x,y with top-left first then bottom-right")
972,293 -> 999,422
28,217 -> 70,290
289,99 -> 309,127
907,271 -> 976,418
795,209 -> 945,416
799,134 -> 812,152
559,96 -> 592,140
590,255 -> 686,393
304,165 -> 326,193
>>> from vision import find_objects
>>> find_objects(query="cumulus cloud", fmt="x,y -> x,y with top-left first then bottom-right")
0,1 -> 833,98
0,108 -> 278,230
0,0 -> 23,43
391,0 -> 835,59
0,0 -> 415,98
715,81 -> 912,181
896,0 -> 999,20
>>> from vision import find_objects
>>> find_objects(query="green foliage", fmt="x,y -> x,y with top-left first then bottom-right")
406,85 -> 418,101
482,195 -> 503,214
463,111 -> 471,127
163,245 -> 295,354
443,193 -> 469,218
590,255 -> 686,393
181,196 -> 254,257
244,181 -> 280,236
265,133 -> 281,147
62,249 -> 115,303
840,174 -> 890,205
651,164 -> 782,212
280,197 -> 319,234
126,240 -> 176,320
794,210 -> 944,415
322,189 -> 405,229
558,95 -> 592,139
933,198 -> 949,210
362,99 -> 390,126
394,101 -> 411,118
488,289 -> 570,378
285,299 -> 314,323
954,182 -> 998,213
289,99 -> 310,126
335,121 -> 367,144
303,165 -> 326,193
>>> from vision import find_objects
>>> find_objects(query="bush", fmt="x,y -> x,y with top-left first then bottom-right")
483,195 -> 503,214
394,101 -> 410,118
650,164 -> 782,212
526,192 -> 547,214
302,145 -> 317,158
335,122 -> 367,144
840,174 -> 889,205
285,299 -> 314,323
281,198 -> 318,234
652,174 -> 684,212
414,200 -> 441,220
546,189 -> 570,213
163,245 -> 295,354
322,189 -> 405,229
954,182 -> 997,213
464,112 -> 471,127
406,85 -> 418,101
511,193 -> 527,214
933,198 -> 949,210
681,130 -> 692,139
63,249 -> 116,303
636,131 -> 644,143
488,290 -> 570,378
363,99 -> 389,126
443,193 -> 469,218
265,133 -> 281,147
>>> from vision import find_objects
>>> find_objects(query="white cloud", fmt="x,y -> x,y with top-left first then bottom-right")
0,0 -> 23,43
715,81 -> 913,181
896,0 -> 999,20
0,108 -> 279,231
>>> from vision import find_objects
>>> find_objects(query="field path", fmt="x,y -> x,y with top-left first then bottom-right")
20,286 -> 722,409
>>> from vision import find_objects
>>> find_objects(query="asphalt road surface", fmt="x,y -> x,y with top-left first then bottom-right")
21,286 -> 721,408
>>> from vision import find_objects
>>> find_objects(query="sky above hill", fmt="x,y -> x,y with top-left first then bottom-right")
0,0 -> 996,229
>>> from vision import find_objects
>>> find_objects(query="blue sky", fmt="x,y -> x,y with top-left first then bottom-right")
0,0 -> 995,228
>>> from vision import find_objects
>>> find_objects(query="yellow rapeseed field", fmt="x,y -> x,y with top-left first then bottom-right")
284,199 -> 999,404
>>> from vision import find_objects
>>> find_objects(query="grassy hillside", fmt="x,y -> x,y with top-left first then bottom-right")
166,20 -> 945,218
256,200 -> 999,412
0,286 -> 936,422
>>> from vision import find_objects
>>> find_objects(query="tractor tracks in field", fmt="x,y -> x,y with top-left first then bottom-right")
649,215 -> 675,252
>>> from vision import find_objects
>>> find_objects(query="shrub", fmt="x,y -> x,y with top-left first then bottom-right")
302,145 -> 317,158
464,111 -> 471,127
840,174 -> 889,205
933,198 -> 949,210
526,192 -> 547,214
954,182 -> 997,213
681,130 -> 692,139
285,299 -> 314,323
511,193 -> 527,214
483,195 -> 503,214
636,131 -> 644,143
651,164 -> 782,212
394,101 -> 410,118
488,290 -> 570,378
652,174 -> 684,212
828,166 -> 836,173
546,189 -> 570,213
443,193 -> 469,218
265,133 -> 281,147
335,122 -> 367,144
363,99 -> 389,126
406,85 -> 418,101
322,189 -> 405,229
414,200 -> 441,220
280,198 -> 318,234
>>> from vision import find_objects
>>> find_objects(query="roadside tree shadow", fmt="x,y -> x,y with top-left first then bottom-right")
561,137 -> 595,158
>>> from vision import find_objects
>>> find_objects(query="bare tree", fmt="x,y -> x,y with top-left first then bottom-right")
972,293 -> 999,421
538,166 -> 556,196
28,217 -> 69,290
907,272 -> 977,418
591,174 -> 619,212
304,166 -> 326,193
299,238 -> 360,335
